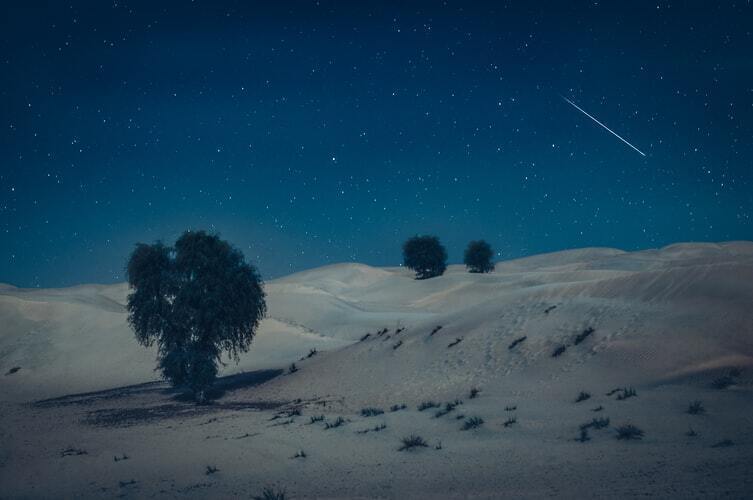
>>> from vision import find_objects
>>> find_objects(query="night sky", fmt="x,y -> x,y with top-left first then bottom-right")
2,1 -> 752,288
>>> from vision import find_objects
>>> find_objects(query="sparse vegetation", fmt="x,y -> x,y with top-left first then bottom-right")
418,401 -> 441,411
125,231 -> 267,403
435,440 -> 443,450
462,416 -> 485,430
324,416 -> 346,429
205,465 -> 219,475
447,337 -> 463,348
403,235 -> 448,280
574,326 -> 595,345
308,415 -> 325,424
306,348 -> 318,359
552,345 -> 567,357
580,417 -> 610,430
288,363 -> 298,374
591,405 -> 604,412
686,428 -> 698,437
429,325 -> 443,336
469,387 -> 480,399
508,336 -> 527,350
463,240 -> 495,273
575,391 -> 591,403
711,368 -> 741,389
5,366 -> 20,375
390,404 -> 407,412
113,454 -> 129,462
616,388 -> 637,400
615,424 -> 644,440
576,428 -> 591,442
291,450 -> 307,459
360,407 -> 385,417
544,305 -> 557,314
393,340 -> 403,350
712,439 -> 734,448
605,388 -> 621,396
504,405 -> 517,411
360,333 -> 371,341
503,416 -> 517,428
434,401 -> 461,418
253,487 -> 287,500
687,401 -> 705,415
399,434 -> 429,451
356,423 -> 387,434
61,447 -> 87,457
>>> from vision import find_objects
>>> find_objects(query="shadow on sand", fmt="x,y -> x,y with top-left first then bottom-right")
33,369 -> 286,427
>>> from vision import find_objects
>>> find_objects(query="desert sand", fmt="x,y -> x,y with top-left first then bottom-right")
1,242 -> 752,498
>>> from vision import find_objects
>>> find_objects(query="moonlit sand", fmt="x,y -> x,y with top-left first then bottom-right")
1,242 -> 752,498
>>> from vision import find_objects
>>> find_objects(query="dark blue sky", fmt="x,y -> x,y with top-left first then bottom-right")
2,1 -> 751,287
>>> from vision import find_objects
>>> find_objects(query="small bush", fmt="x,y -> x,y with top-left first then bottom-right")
291,450 -> 306,459
113,454 -> 129,462
357,423 -> 387,434
687,401 -> 705,415
544,305 -> 557,314
574,327 -> 595,345
393,340 -> 403,350
399,434 -> 429,451
390,404 -> 407,412
455,414 -> 465,420
462,416 -> 485,430
469,387 -> 480,399
447,338 -> 463,348
306,348 -> 317,359
61,448 -> 87,457
253,487 -> 287,500
711,439 -> 734,448
324,416 -> 346,429
434,401 -> 460,418
504,405 -> 517,411
580,417 -> 610,430
552,345 -> 567,358
308,415 -> 324,424
435,440 -> 443,450
615,424 -> 643,440
503,416 -> 517,428
288,363 -> 298,374
5,366 -> 20,375
711,369 -> 740,389
360,407 -> 384,417
508,336 -> 527,350
591,405 -> 604,412
605,388 -> 621,396
418,401 -> 440,411
395,327 -> 405,334
575,391 -> 591,403
429,325 -> 443,336
575,428 -> 590,443
360,333 -> 371,341
286,409 -> 301,417
616,388 -> 637,400
205,465 -> 219,475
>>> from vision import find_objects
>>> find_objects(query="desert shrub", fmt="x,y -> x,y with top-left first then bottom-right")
575,391 -> 591,403
508,336 -> 527,350
5,366 -> 20,375
574,327 -> 595,345
402,235 -> 448,279
711,439 -> 734,448
324,416 -> 346,429
615,424 -> 643,440
286,409 -> 301,417
605,388 -> 621,396
306,348 -> 317,359
576,428 -> 590,443
469,387 -> 480,399
253,487 -> 287,500
463,240 -> 495,273
447,338 -> 463,348
687,401 -> 705,415
308,415 -> 324,424
544,305 -> 557,314
126,231 -> 266,403
418,401 -> 440,411
288,363 -> 298,374
61,448 -> 87,457
711,368 -> 741,389
455,414 -> 465,420
462,416 -> 485,430
393,340 -> 403,350
552,345 -> 567,358
504,405 -> 517,412
360,333 -> 371,341
291,450 -> 307,459
399,434 -> 429,451
503,416 -> 517,428
357,423 -> 387,434
395,327 -> 405,334
205,465 -> 219,475
581,417 -> 610,430
434,401 -> 460,418
390,404 -> 407,412
616,388 -> 637,400
113,454 -> 129,462
435,440 -> 443,450
429,325 -> 443,336
360,407 -> 384,417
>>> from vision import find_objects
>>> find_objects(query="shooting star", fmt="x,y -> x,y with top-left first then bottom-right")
561,95 -> 646,157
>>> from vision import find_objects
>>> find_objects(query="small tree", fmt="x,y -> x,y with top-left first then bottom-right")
463,240 -> 494,273
402,235 -> 447,279
126,230 -> 266,403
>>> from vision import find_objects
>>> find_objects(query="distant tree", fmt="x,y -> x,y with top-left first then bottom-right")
402,235 -> 447,279
464,240 -> 495,273
126,230 -> 266,403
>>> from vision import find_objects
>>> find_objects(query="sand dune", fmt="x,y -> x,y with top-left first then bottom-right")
1,242 -> 752,498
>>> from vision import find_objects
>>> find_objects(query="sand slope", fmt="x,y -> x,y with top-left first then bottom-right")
1,242 -> 752,498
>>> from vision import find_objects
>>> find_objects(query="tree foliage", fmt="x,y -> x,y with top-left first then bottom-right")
463,240 -> 495,273
402,235 -> 447,279
126,230 -> 266,402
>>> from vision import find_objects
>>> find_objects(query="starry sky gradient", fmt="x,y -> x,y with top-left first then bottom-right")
2,1 -> 752,287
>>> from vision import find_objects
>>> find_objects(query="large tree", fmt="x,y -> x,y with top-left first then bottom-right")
126,230 -> 266,403
463,240 -> 495,273
402,235 -> 447,279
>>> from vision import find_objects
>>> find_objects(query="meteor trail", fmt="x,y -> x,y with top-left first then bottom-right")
561,95 -> 646,157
